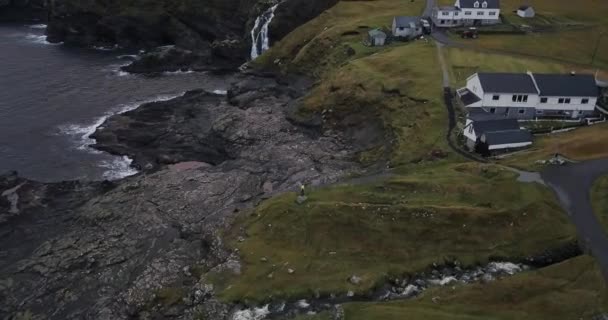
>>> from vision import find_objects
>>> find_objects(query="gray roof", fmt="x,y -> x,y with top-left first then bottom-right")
460,89 -> 481,106
458,0 -> 500,9
393,16 -> 420,28
518,5 -> 532,10
467,108 -> 507,121
368,29 -> 387,38
483,129 -> 533,145
472,118 -> 520,135
439,6 -> 460,11
477,73 -> 538,94
533,73 -> 599,97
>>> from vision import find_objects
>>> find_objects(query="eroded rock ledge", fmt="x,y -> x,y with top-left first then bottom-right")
0,74 -> 361,319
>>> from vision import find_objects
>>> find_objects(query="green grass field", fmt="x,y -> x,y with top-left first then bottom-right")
214,163 -> 575,302
295,255 -> 607,320
592,175 -> 608,233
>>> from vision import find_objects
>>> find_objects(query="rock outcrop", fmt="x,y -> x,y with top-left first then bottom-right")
0,74 -> 359,319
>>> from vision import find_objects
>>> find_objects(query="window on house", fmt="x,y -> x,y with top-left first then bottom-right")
482,1 -> 488,8
558,98 -> 565,103
490,108 -> 496,113
474,1 -> 480,8
442,12 -> 449,16
582,98 -> 589,104
477,11 -> 484,15
489,12 -> 496,16
440,20 -> 445,24
512,95 -> 517,102
455,12 -> 459,15
492,95 -> 499,100
517,95 -> 523,102
469,126 -> 473,134
518,109 -> 525,114
565,98 -> 571,104
540,97 -> 548,103
465,11 -> 472,15
523,95 -> 528,102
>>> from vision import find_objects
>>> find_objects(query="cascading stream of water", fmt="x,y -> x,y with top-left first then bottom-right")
250,3 -> 280,60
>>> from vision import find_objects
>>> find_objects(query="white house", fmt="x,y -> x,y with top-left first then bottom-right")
432,6 -> 462,27
517,5 -> 535,18
433,0 -> 501,27
463,117 -> 532,152
458,72 -> 600,119
392,16 -> 423,39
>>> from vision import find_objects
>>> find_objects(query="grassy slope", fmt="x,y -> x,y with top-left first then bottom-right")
217,163 -> 575,302
439,0 -> 608,69
298,255 -> 607,320
503,123 -> 608,170
592,175 -> 608,233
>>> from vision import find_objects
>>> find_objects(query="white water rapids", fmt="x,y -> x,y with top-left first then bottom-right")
250,3 -> 279,60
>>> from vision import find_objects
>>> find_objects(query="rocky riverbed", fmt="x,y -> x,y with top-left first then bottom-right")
0,73 -> 363,319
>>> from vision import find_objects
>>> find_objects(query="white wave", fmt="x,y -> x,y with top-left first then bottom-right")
116,70 -> 131,77
296,300 -> 310,308
93,44 -> 118,51
486,262 -> 523,275
24,34 -> 58,45
29,24 -> 47,29
163,70 -> 195,76
213,90 -> 228,95
100,156 -> 138,180
117,54 -> 138,60
232,305 -> 270,320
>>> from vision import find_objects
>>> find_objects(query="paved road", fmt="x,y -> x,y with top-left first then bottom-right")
542,159 -> 608,281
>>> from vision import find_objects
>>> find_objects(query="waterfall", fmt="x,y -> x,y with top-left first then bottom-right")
250,3 -> 279,60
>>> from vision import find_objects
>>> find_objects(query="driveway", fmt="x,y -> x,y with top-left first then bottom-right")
541,158 -> 608,281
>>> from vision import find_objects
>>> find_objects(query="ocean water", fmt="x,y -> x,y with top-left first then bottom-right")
0,23 -> 232,182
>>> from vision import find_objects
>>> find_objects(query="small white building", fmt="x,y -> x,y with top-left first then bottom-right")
458,72 -> 600,119
463,117 -> 532,152
368,29 -> 387,46
392,16 -> 423,39
517,5 -> 535,18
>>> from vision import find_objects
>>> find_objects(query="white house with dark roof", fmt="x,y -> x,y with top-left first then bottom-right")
463,117 -> 532,152
458,72 -> 600,120
392,16 -> 423,39
432,0 -> 501,27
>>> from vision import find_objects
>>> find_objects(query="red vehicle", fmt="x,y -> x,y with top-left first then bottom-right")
461,27 -> 478,39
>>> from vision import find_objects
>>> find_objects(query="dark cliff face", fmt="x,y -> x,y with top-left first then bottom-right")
46,0 -> 258,49
45,0 -> 339,68
0,0 -> 48,22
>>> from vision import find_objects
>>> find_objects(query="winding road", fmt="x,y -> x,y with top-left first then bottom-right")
542,159 -> 608,281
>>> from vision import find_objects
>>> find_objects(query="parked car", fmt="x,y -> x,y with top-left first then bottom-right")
420,18 -> 432,34
461,27 -> 478,39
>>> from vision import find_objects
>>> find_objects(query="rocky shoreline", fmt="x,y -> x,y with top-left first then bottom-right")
0,73 -> 363,319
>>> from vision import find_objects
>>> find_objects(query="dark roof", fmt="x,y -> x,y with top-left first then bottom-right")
472,118 -> 520,135
439,6 -> 460,11
458,0 -> 500,9
483,129 -> 533,145
518,5 -> 531,10
533,73 -> 599,97
393,16 -> 420,28
477,73 -> 538,94
459,89 -> 481,106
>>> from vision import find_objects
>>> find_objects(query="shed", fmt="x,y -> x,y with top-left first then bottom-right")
368,29 -> 387,46
517,5 -> 535,18
392,16 -> 423,39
